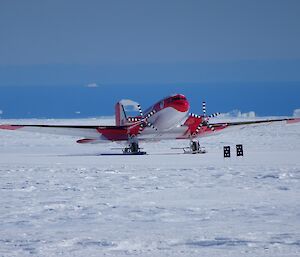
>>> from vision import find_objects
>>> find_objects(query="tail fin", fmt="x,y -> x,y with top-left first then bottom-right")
115,99 -> 142,126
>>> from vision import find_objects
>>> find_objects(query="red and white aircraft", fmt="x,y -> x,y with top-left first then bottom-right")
0,94 -> 299,154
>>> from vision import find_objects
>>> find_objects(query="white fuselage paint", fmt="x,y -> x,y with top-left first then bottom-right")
147,107 -> 188,131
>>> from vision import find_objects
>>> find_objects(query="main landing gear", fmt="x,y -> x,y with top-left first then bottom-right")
122,137 -> 147,155
171,139 -> 207,154
183,140 -> 206,154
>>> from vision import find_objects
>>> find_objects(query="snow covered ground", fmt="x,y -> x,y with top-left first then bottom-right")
0,118 -> 299,257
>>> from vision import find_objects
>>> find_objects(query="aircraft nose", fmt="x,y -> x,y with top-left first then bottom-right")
171,95 -> 189,112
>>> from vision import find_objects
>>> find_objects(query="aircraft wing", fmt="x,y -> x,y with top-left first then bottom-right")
0,124 -> 99,137
179,116 -> 300,139
210,117 -> 300,129
1,117 -> 299,142
0,124 -> 127,141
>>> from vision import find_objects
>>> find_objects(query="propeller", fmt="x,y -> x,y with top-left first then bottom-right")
126,104 -> 157,130
192,101 -> 220,136
138,109 -> 158,134
127,109 -> 158,137
127,104 -> 158,134
127,104 -> 143,123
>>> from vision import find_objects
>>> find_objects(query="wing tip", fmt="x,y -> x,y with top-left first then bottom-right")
287,118 -> 300,124
0,125 -> 24,130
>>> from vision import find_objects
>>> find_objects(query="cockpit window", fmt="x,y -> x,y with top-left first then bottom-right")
165,96 -> 186,103
172,96 -> 186,101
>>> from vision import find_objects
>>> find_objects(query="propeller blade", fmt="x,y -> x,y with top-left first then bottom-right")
137,104 -> 144,117
127,117 -> 140,122
137,122 -> 145,134
208,112 -> 220,118
145,110 -> 156,119
202,101 -> 206,116
147,122 -> 158,131
208,124 -> 215,131
192,123 -> 204,136
190,113 -> 202,118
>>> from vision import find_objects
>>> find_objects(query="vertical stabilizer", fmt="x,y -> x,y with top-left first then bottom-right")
115,102 -> 127,126
115,99 -> 141,126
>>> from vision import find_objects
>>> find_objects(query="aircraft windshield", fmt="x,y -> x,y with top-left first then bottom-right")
172,96 -> 186,101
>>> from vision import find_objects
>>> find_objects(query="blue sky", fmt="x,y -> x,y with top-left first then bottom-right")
1,0 -> 300,66
0,0 -> 299,117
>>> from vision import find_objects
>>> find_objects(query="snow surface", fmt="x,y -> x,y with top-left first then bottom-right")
0,118 -> 299,257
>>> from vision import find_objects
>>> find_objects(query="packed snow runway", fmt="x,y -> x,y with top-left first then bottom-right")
0,118 -> 299,257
